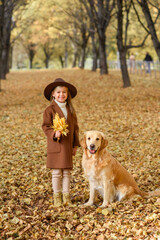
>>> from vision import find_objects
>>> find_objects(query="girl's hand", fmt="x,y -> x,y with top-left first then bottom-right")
72,147 -> 77,156
55,130 -> 61,138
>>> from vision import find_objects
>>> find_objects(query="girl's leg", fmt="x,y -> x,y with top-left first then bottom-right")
62,169 -> 72,205
52,169 -> 62,193
62,169 -> 70,193
52,169 -> 62,206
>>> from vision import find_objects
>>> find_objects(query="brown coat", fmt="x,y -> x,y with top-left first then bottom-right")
42,101 -> 80,169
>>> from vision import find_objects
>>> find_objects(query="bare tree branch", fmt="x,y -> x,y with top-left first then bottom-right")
124,0 -> 132,47
148,0 -> 160,11
127,32 -> 149,49
132,0 -> 150,33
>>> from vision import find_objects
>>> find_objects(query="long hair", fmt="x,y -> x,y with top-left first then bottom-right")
67,91 -> 76,116
50,87 -> 76,116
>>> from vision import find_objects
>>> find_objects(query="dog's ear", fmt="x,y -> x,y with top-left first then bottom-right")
99,133 -> 108,151
80,134 -> 87,149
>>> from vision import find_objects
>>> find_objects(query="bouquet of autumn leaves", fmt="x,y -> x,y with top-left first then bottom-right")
51,113 -> 69,141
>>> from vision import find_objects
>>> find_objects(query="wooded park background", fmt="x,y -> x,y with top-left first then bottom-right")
0,0 -> 160,88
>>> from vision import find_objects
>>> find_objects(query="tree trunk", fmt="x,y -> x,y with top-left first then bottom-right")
8,45 -> 13,71
72,52 -> 77,67
28,46 -> 36,69
1,47 -> 9,78
0,1 -> 4,84
81,0 -> 114,75
117,0 -> 131,88
45,56 -> 49,69
81,0 -> 115,74
119,50 -> 131,88
59,56 -> 64,68
97,0 -> 108,74
92,52 -> 97,71
64,42 -> 68,68
43,44 -> 54,69
29,52 -> 34,69
99,36 -> 108,74
80,47 -> 86,69
80,26 -> 90,69
72,44 -> 78,68
90,30 -> 98,71
138,0 -> 160,61
1,23 -> 11,78
29,59 -> 32,69
0,0 -> 12,79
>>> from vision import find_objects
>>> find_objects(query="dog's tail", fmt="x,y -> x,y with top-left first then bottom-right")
140,189 -> 160,198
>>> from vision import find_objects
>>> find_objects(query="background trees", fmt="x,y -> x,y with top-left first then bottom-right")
0,0 -> 17,80
116,0 -> 131,88
0,0 -> 160,87
0,0 -> 4,84
116,0 -> 151,87
58,0 -> 91,69
136,0 -> 160,60
80,0 -> 115,74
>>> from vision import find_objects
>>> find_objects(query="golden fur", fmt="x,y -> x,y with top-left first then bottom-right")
81,130 -> 160,207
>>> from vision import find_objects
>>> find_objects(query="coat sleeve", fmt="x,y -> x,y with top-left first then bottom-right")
73,114 -> 80,147
42,107 -> 55,140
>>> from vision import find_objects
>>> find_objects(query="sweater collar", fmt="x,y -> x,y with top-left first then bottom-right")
54,99 -> 67,108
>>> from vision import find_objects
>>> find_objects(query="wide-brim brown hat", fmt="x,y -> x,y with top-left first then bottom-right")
44,78 -> 77,100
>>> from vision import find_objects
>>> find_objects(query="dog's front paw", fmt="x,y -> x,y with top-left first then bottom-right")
99,202 -> 109,208
84,201 -> 94,206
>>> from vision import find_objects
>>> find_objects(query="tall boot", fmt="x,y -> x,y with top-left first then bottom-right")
63,193 -> 72,206
54,192 -> 62,207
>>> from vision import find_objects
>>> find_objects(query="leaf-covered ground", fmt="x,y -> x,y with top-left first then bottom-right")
0,69 -> 160,240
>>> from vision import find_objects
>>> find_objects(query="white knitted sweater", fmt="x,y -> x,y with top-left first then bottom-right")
55,99 -> 68,119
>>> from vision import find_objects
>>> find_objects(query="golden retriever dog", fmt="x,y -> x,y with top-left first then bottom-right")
81,130 -> 160,208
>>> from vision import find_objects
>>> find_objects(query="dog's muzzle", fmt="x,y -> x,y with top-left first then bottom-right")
89,144 -> 97,154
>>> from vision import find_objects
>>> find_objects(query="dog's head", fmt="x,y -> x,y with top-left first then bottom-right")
81,131 -> 108,154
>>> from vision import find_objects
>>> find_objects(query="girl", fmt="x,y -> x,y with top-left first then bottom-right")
42,78 -> 80,206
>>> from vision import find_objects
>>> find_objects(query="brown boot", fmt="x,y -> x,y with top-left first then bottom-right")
54,192 -> 62,207
63,193 -> 72,206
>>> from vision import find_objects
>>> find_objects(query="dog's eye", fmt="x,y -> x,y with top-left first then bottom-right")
88,137 -> 91,140
96,138 -> 100,141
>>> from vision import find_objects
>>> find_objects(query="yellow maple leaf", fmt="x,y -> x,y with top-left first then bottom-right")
51,113 -> 69,136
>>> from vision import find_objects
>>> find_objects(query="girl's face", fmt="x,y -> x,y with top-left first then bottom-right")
52,86 -> 68,103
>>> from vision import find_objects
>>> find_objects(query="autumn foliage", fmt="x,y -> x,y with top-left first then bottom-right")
51,113 -> 69,137
0,69 -> 160,239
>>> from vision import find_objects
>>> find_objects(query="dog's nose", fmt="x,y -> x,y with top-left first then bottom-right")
90,144 -> 95,150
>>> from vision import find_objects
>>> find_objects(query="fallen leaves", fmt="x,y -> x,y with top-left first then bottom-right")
0,69 -> 160,239
101,207 -> 113,215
